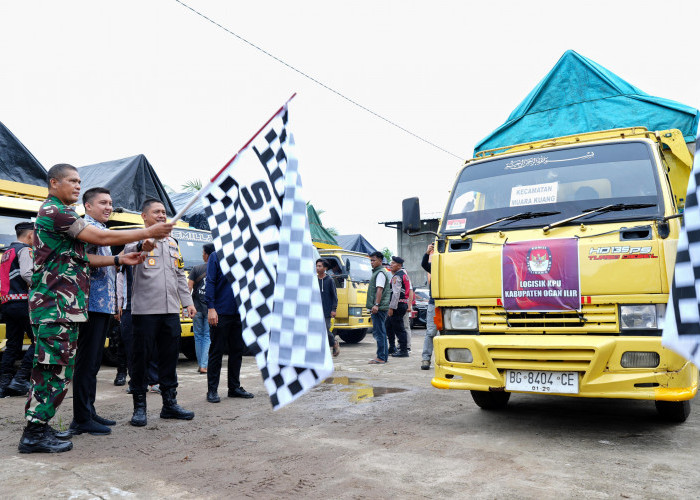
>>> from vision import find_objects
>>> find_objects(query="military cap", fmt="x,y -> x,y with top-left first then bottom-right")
15,221 -> 35,232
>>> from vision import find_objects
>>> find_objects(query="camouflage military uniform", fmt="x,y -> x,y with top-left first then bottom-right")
25,196 -> 89,424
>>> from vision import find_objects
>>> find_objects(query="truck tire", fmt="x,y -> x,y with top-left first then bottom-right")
655,400 -> 691,423
337,329 -> 367,344
180,337 -> 198,362
470,390 -> 511,410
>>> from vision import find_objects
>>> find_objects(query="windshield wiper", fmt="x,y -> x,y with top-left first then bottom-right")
461,211 -> 560,238
542,203 -> 656,232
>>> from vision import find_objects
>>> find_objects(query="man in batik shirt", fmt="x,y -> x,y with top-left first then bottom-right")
70,187 -> 119,436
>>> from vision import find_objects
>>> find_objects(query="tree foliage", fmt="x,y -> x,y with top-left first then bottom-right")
181,178 -> 203,192
381,247 -> 393,263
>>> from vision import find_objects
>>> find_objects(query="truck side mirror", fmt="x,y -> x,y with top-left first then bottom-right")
402,197 -> 421,233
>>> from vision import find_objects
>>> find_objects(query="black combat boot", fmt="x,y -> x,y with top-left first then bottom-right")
130,392 -> 147,427
160,388 -> 194,420
0,373 -> 13,398
18,422 -> 73,453
6,354 -> 32,396
114,371 -> 127,386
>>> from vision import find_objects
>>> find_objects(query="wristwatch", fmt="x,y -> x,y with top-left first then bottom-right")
136,241 -> 143,252
114,255 -> 120,267
374,303 -> 379,306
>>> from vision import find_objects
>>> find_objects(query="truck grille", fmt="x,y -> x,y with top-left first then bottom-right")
479,304 -> 618,333
488,347 -> 596,371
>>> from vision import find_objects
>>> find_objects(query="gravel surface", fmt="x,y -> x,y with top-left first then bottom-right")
0,329 -> 698,499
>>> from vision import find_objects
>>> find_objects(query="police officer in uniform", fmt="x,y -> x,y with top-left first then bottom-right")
125,198 -> 196,427
0,222 -> 36,397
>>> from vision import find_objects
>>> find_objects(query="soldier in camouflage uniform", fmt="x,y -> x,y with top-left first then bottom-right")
19,164 -> 174,454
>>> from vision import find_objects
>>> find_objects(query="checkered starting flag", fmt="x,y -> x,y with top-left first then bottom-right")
662,132 -> 700,367
200,96 -> 333,409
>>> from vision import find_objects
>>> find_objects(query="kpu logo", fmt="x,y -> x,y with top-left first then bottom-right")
526,246 -> 552,275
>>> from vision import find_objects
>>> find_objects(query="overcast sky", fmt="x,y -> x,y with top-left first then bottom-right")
1,1 -> 699,252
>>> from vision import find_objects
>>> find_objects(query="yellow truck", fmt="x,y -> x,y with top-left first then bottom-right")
0,179 -> 209,361
403,126 -> 697,421
317,247 -> 373,343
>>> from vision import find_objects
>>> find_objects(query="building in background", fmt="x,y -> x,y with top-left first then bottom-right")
380,217 -> 439,288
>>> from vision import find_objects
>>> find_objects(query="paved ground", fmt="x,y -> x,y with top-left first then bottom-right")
0,329 -> 698,499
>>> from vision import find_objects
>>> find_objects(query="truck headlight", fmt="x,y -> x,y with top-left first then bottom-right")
445,348 -> 473,363
447,308 -> 477,330
621,351 -> 660,368
620,305 -> 661,329
348,307 -> 363,317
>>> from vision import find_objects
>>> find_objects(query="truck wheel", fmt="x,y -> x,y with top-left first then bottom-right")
337,329 -> 367,344
102,342 -> 120,367
101,320 -> 121,367
655,400 -> 691,423
180,337 -> 198,361
470,390 -> 511,410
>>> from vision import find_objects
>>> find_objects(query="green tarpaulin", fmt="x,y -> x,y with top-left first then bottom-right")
307,203 -> 338,247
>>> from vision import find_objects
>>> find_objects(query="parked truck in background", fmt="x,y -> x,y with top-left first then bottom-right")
404,126 -> 698,421
317,248 -> 373,343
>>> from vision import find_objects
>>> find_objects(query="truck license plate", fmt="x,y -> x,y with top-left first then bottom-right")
505,370 -> 579,394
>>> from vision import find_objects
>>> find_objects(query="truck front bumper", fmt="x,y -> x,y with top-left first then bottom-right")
431,335 -> 698,402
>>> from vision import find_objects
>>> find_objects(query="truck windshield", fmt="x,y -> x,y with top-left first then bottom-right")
171,228 -> 213,270
0,214 -> 33,250
344,255 -> 372,283
444,141 -> 663,233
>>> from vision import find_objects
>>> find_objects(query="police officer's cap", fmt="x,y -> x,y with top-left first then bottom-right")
391,256 -> 404,265
15,222 -> 34,232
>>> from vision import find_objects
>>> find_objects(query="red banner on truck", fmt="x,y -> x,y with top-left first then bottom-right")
502,238 -> 580,312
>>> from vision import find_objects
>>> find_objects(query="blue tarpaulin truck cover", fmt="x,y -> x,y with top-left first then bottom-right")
474,50 -> 699,155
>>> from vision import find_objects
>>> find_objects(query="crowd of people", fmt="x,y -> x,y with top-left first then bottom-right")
365,248 -> 437,368
0,162 -> 439,455
0,164 -> 255,454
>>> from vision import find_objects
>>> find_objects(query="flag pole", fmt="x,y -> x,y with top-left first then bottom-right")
170,93 -> 297,224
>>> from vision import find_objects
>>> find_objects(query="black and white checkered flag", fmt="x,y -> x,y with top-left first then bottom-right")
266,133 -> 333,408
663,132 -> 700,366
201,98 -> 332,408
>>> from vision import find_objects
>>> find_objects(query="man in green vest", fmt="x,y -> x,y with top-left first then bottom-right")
367,251 -> 391,364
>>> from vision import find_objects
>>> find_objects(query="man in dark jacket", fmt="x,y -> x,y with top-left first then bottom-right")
205,251 -> 254,403
316,259 -> 339,356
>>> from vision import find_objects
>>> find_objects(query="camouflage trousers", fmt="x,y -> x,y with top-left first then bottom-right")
25,323 -> 79,424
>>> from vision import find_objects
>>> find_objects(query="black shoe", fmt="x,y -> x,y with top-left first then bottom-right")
130,393 -> 147,427
391,350 -> 409,358
388,346 -> 396,355
126,385 -> 134,394
114,372 -> 127,386
47,425 -> 72,440
228,387 -> 254,399
421,360 -> 430,370
207,390 -> 221,403
5,377 -> 31,396
92,414 -> 116,426
160,388 -> 194,420
0,373 -> 13,398
69,419 -> 111,436
19,422 -> 73,453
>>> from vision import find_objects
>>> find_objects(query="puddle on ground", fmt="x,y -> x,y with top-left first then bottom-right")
321,377 -> 407,403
